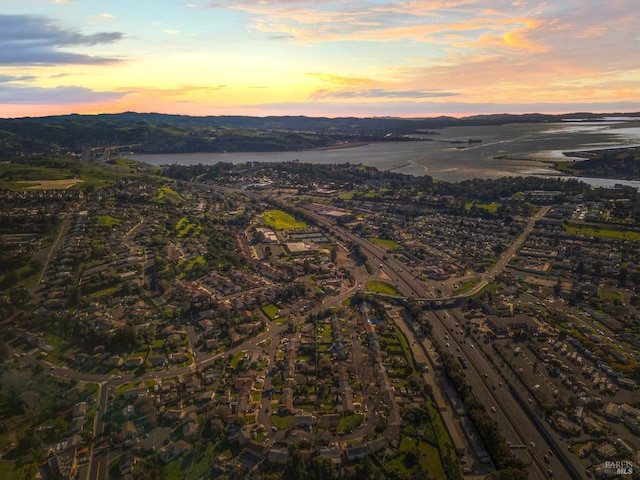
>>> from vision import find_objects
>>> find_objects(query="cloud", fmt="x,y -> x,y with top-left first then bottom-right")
239,100 -> 640,118
309,88 -> 458,100
0,84 -> 126,105
88,13 -> 115,25
0,14 -> 124,65
164,29 -> 180,34
0,74 -> 37,82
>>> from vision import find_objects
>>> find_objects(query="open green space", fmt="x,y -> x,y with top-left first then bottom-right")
155,186 -> 184,204
229,351 -> 247,369
365,280 -> 400,295
455,278 -> 481,295
261,304 -> 280,320
97,215 -> 121,227
465,201 -> 499,213
177,255 -> 206,277
337,414 -> 363,432
386,437 -> 445,479
175,216 -> 201,238
270,414 -> 295,430
563,222 -> 640,241
0,461 -> 14,479
598,288 -> 623,301
0,157 -> 134,191
263,209 -> 307,230
471,282 -> 499,298
368,237 -> 404,250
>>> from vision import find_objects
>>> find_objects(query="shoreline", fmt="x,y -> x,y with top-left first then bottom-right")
307,141 -> 371,152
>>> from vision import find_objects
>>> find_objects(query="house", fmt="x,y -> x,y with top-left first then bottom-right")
123,386 -> 148,400
245,442 -> 268,463
229,427 -> 251,446
280,387 -> 294,414
123,404 -> 135,418
295,412 -> 314,428
170,352 -> 189,364
72,402 -> 87,419
367,436 -> 389,453
185,376 -> 202,394
119,421 -> 135,442
603,403 -> 624,422
200,390 -> 216,404
268,447 -> 290,465
125,356 -> 144,368
485,314 -> 539,337
165,409 -> 185,422
181,420 -> 199,438
148,355 -> 165,367
162,440 -> 189,463
595,442 -> 617,460
345,445 -> 369,462
119,455 -> 136,475
319,447 -> 342,466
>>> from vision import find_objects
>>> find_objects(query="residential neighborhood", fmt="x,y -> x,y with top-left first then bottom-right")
1,158 -> 640,480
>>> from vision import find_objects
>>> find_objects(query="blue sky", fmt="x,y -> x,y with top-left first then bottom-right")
1,0 -> 639,118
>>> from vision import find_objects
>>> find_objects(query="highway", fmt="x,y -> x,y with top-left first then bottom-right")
322,202 -> 572,480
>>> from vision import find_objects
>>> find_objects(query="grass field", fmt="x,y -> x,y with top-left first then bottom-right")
261,303 -> 280,320
270,414 -> 295,430
155,186 -> 184,204
98,215 -> 121,227
337,414 -> 363,433
386,437 -> 445,479
0,158 -> 132,191
366,280 -> 400,295
465,201 -> 499,213
368,237 -> 404,251
564,222 -> 640,241
175,217 -> 201,237
455,279 -> 481,295
230,351 -> 247,368
0,460 -> 14,479
263,209 -> 307,230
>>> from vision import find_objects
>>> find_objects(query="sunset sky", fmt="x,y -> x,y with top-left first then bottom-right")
1,0 -> 639,119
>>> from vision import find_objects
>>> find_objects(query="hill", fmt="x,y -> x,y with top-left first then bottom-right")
0,111 -> 638,158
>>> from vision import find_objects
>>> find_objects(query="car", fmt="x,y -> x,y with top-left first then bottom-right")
484,373 -> 488,378
544,454 -> 550,463
547,469 -> 553,477
490,406 -> 496,413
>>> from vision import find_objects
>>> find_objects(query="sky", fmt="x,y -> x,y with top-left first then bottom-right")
1,0 -> 639,119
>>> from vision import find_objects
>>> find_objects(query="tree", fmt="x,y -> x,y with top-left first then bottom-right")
9,287 -> 31,308
308,456 -> 338,480
0,340 -> 8,362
